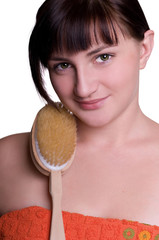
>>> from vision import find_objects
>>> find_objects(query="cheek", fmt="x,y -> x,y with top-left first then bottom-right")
50,77 -> 74,99
105,56 -> 140,93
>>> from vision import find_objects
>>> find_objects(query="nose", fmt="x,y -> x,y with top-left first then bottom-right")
73,66 -> 98,98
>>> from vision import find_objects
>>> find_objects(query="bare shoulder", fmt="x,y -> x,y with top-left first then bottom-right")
0,133 -> 40,215
147,118 -> 159,147
0,133 -> 30,170
141,118 -> 159,156
0,133 -> 32,186
0,133 -> 51,216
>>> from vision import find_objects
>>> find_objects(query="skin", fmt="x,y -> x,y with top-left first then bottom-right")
48,30 -> 154,143
1,29 -> 159,225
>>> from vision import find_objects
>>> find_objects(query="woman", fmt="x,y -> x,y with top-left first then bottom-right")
0,0 -> 159,239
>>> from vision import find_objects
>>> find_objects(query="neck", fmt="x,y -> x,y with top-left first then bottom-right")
76,101 -> 146,148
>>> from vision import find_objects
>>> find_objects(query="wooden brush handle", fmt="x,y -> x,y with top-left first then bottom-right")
49,171 -> 65,240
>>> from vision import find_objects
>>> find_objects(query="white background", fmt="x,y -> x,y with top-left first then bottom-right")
0,0 -> 159,138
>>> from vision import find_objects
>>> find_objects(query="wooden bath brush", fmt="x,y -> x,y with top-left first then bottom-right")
30,103 -> 76,240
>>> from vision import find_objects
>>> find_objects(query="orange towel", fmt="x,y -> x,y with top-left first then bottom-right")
0,206 -> 159,240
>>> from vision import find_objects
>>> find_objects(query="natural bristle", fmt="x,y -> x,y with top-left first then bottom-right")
36,104 -> 76,168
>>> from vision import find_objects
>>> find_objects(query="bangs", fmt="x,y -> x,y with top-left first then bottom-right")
48,0 -> 119,55
54,18 -> 118,54
29,0 -> 150,104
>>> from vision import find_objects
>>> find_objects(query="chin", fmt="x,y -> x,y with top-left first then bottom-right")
62,102 -> 112,128
76,114 -> 112,128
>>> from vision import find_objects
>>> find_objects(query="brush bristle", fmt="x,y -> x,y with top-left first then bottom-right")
36,103 -> 76,167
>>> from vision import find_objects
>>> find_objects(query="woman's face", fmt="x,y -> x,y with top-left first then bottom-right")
48,32 -> 143,128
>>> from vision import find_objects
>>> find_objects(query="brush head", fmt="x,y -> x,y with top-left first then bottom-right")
30,103 -> 76,176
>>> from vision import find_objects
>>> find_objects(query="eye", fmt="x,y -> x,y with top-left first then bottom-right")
96,54 -> 112,63
56,62 -> 71,70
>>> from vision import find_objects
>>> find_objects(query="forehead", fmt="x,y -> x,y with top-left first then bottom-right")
50,18 -> 121,55
51,27 -> 127,56
50,32 -> 140,61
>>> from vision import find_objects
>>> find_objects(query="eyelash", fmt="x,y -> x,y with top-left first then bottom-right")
96,53 -> 113,63
53,63 -> 71,72
51,53 -> 114,73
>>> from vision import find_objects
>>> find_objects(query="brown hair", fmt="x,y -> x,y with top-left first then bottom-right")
29,0 -> 150,104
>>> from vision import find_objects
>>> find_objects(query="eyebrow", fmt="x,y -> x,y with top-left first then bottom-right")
49,44 -> 117,61
86,45 -> 111,56
49,56 -> 70,61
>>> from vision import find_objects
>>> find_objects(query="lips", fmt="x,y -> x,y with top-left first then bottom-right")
75,96 -> 109,110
